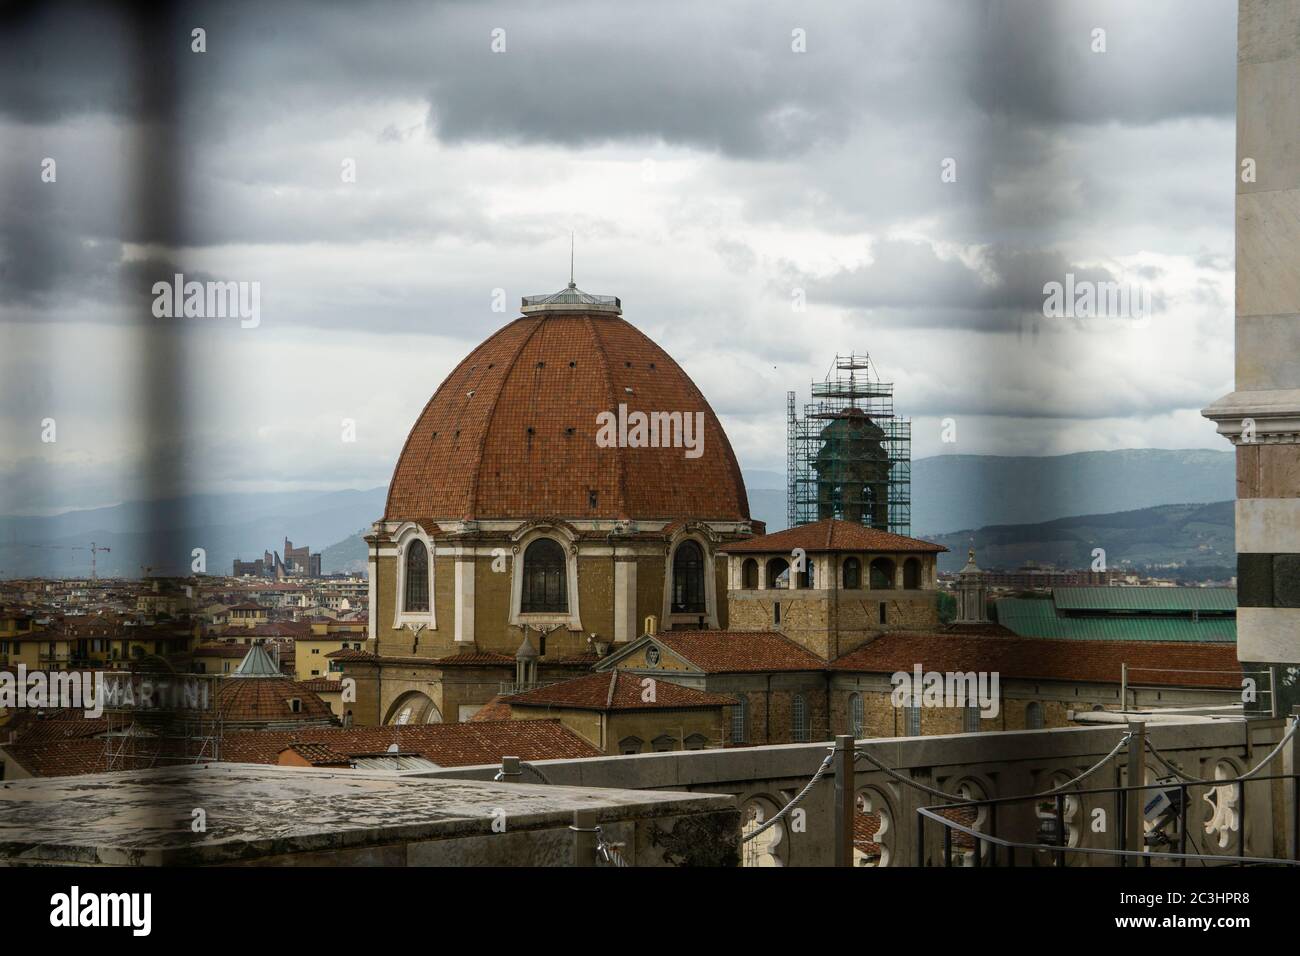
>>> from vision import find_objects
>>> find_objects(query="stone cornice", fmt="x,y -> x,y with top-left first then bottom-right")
1201,388 -> 1300,444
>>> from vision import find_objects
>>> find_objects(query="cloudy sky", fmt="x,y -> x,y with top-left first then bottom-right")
0,0 -> 1237,515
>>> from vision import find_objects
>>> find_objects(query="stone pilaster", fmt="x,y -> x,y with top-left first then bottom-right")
1202,0 -> 1300,679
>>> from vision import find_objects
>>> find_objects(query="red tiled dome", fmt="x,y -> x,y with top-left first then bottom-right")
385,310 -> 750,522
214,677 -> 335,728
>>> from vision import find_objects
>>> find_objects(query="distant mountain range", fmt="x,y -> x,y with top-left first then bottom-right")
930,500 -> 1234,578
0,449 -> 1235,578
909,449 -> 1234,537
0,488 -> 387,579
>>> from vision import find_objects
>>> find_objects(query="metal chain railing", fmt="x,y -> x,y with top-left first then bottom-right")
854,731 -> 1133,803
742,750 -> 835,843
1145,719 -> 1297,786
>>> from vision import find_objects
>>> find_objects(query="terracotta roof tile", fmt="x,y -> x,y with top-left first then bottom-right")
194,643 -> 253,658
722,518 -> 946,554
220,719 -> 600,767
652,630 -> 827,672
326,648 -> 378,662
470,695 -> 514,721
295,678 -> 342,693
831,632 -> 1242,688
384,312 -> 750,522
505,671 -> 736,711
1,739 -> 114,777
428,652 -> 515,666
283,742 -> 350,766
214,677 -> 335,726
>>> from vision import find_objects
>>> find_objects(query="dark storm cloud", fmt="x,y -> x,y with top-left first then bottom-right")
1,0 -> 1233,142
797,241 -> 1119,330
0,0 -> 1236,271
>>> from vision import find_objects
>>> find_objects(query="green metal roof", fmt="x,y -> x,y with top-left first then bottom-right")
1051,587 -> 1236,613
995,597 -> 1236,643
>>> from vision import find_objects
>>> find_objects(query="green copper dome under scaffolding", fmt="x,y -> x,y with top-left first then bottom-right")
787,352 -> 911,535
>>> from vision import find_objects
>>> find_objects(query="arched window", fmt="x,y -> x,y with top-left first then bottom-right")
766,558 -> 790,589
386,690 -> 440,726
792,694 -> 809,743
903,557 -> 922,589
842,557 -> 862,590
796,559 -> 815,589
671,540 -> 706,614
731,696 -> 747,744
404,540 -> 429,612
869,557 -> 895,590
849,692 -> 864,737
1025,702 -> 1044,730
522,538 -> 567,613
741,558 -> 759,589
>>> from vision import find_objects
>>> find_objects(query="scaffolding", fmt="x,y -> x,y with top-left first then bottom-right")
787,353 -> 911,535
102,672 -> 224,772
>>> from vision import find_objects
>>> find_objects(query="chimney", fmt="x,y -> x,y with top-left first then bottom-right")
643,615 -> 658,636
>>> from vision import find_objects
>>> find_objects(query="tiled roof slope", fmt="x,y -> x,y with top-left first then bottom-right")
722,518 -> 946,554
505,671 -> 736,711
652,630 -> 827,672
219,719 -> 601,766
832,632 -> 1241,689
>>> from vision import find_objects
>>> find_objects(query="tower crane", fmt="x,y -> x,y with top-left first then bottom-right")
22,542 -> 112,580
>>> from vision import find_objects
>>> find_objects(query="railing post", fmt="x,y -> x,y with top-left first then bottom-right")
1178,784 -> 1188,864
989,803 -> 998,867
1126,721 -> 1147,860
1115,762 -> 1126,867
833,734 -> 854,867
1238,779 -> 1246,860
572,809 -> 598,867
1054,793 -> 1066,868
915,809 -> 925,867
1292,707 -> 1300,861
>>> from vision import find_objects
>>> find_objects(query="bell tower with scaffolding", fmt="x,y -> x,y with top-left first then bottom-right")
787,353 -> 911,535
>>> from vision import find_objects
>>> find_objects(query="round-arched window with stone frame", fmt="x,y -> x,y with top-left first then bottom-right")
403,539 -> 429,613
671,539 -> 706,614
521,537 -> 567,613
